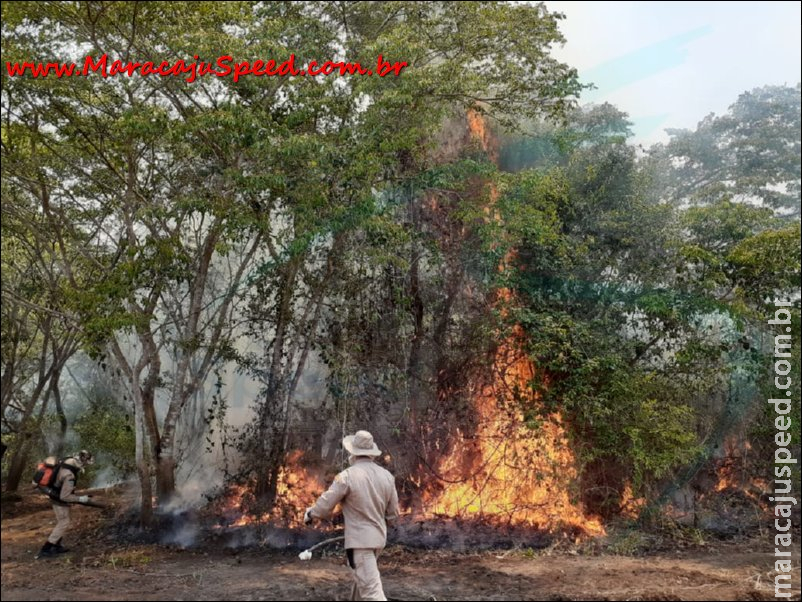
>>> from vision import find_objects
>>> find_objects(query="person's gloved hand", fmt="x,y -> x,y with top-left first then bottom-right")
303,508 -> 313,525
78,495 -> 90,504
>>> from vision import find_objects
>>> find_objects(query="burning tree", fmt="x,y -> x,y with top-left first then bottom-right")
227,1 -> 585,515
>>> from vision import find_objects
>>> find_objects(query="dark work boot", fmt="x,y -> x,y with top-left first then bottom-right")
36,541 -> 57,559
53,538 -> 70,554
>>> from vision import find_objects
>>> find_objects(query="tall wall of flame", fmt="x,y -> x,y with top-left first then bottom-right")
419,110 -> 604,535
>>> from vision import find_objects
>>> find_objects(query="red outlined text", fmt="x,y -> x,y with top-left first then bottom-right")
6,54 -> 408,82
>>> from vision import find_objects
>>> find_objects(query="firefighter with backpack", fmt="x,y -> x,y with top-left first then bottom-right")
33,449 -> 96,559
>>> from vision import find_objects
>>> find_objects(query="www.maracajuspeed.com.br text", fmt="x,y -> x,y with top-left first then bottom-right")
5,53 -> 409,83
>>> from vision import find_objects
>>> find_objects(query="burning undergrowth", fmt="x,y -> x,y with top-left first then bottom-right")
209,450 -> 329,530
152,437 -> 593,554
662,440 -> 776,538
105,502 -> 562,554
108,438 -> 588,553
205,515 -> 557,553
414,326 -> 605,537
152,512 -> 558,553
135,425 -> 771,553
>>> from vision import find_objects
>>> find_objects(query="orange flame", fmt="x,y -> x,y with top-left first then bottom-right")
712,437 -> 757,495
467,108 -> 499,163
420,110 -> 604,536
216,450 -> 329,528
619,483 -> 646,518
421,327 -> 604,534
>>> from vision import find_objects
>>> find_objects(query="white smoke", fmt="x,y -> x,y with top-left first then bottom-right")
90,465 -> 128,489
161,521 -> 200,548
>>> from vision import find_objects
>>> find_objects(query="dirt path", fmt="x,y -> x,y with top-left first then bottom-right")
2,491 -> 798,601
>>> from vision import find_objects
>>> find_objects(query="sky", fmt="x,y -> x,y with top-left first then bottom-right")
544,1 -> 802,145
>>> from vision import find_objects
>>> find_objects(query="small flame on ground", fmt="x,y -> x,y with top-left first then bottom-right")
619,484 -> 646,518
712,437 -> 761,499
216,450 -> 327,529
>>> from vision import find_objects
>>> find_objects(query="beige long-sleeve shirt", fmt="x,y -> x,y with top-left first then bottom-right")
310,458 -> 399,549
54,465 -> 82,503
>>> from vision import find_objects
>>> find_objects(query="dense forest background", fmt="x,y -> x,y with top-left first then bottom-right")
2,1 -> 799,533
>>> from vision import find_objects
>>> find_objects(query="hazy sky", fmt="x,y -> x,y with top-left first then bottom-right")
544,1 -> 802,144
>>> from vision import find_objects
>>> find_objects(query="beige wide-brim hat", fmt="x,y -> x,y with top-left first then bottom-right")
342,430 -> 382,457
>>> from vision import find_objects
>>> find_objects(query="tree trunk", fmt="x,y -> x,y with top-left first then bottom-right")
156,454 -> 176,502
254,255 -> 303,500
4,374 -> 53,491
406,249 -> 425,430
256,455 -> 282,508
134,395 -> 154,527
140,383 -> 166,502
51,367 -> 67,457
5,381 -> 52,491
254,380 -> 288,504
5,438 -> 34,493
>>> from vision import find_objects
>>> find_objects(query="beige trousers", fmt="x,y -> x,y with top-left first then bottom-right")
48,503 -> 71,544
348,548 -> 386,601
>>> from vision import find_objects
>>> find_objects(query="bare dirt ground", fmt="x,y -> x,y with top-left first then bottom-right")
2,488 -> 799,601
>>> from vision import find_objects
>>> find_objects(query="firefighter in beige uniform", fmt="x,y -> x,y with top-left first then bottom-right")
305,431 -> 399,601
38,450 -> 94,559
